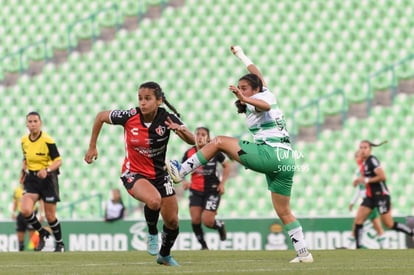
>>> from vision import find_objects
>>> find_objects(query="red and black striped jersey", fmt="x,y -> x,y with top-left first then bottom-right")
182,146 -> 226,192
110,107 -> 182,179
363,155 -> 389,197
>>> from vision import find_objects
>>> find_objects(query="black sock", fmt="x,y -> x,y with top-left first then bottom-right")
393,222 -> 414,236
49,219 -> 63,243
18,241 -> 24,251
144,205 -> 160,235
24,212 -> 43,232
354,224 -> 364,248
213,220 -> 222,230
192,223 -> 208,248
159,225 -> 179,257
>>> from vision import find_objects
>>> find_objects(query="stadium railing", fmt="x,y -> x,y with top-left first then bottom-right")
291,89 -> 346,142
58,193 -> 103,219
0,1 -> 170,83
291,53 -> 414,142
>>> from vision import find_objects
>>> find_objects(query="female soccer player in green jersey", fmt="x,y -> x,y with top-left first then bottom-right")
166,45 -> 313,263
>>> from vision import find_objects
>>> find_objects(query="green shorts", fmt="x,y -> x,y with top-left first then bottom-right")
238,140 -> 294,196
369,207 -> 380,220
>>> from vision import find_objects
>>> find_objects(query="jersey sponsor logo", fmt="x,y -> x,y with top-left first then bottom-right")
193,167 -> 215,176
131,127 -> 139,136
111,110 -> 130,118
275,117 -> 287,131
44,196 -> 55,202
156,136 -> 169,142
155,125 -> 166,136
133,145 -> 166,158
129,108 -> 137,116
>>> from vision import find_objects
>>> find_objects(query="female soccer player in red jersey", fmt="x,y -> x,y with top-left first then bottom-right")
84,82 -> 194,266
353,140 -> 414,248
182,126 -> 230,249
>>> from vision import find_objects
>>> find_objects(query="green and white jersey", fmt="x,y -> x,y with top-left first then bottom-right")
350,167 -> 366,204
245,87 -> 291,149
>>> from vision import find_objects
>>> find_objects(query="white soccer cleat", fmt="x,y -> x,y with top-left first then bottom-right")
289,252 -> 314,263
165,159 -> 183,184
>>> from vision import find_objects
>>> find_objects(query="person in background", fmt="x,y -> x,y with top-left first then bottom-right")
20,111 -> 65,252
182,126 -> 230,249
11,170 -> 45,251
347,150 -> 385,249
353,140 -> 414,249
84,81 -> 195,266
104,188 -> 126,222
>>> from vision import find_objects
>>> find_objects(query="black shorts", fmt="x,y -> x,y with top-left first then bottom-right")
189,189 -> 221,211
16,212 -> 34,232
24,171 -> 60,203
121,170 -> 176,198
361,194 -> 391,215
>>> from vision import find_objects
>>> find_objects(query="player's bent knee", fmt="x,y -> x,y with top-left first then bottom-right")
146,198 -> 162,210
164,218 -> 179,229
202,216 -> 216,228
20,208 -> 32,218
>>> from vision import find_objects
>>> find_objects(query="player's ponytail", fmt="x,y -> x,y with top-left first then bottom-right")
234,100 -> 247,113
162,96 -> 181,118
139,81 -> 181,118
361,140 -> 388,148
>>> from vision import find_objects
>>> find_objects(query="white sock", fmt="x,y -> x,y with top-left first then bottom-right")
287,225 -> 309,256
377,235 -> 386,248
180,153 -> 203,177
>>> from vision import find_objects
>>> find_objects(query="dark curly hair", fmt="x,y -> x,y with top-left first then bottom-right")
233,73 -> 263,114
139,81 -> 180,117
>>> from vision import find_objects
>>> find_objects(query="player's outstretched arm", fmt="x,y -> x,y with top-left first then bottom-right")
84,110 -> 111,164
230,45 -> 267,87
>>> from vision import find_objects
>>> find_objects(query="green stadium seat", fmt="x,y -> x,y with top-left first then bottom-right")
2,0 -> 414,219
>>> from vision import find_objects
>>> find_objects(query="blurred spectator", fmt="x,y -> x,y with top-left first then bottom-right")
104,188 -> 125,222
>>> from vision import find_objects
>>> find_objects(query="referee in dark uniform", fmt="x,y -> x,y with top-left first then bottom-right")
20,111 -> 65,252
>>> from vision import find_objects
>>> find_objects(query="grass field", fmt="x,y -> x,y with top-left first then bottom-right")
1,250 -> 414,275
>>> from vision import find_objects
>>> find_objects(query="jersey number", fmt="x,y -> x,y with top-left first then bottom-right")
164,182 -> 174,195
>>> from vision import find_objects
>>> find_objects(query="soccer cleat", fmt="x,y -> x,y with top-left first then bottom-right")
54,242 -> 65,252
289,252 -> 314,263
147,234 -> 158,256
156,254 -> 180,266
346,236 -> 356,249
377,236 -> 386,249
217,220 -> 227,241
165,159 -> 183,183
35,230 -> 50,251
